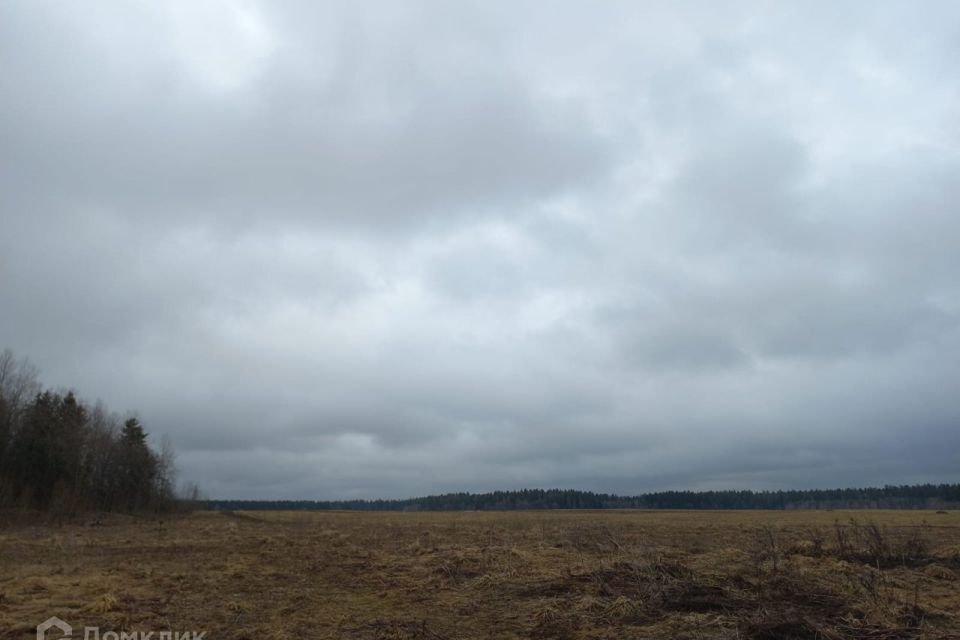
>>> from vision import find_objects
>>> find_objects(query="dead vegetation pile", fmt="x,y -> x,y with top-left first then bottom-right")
518,518 -> 958,639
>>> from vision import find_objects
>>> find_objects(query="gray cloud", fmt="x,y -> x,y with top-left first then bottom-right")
0,2 -> 613,232
1,1 -> 959,499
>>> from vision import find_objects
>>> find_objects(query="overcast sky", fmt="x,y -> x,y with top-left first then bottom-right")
2,1 -> 959,499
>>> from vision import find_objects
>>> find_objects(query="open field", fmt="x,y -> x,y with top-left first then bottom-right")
1,509 -> 959,639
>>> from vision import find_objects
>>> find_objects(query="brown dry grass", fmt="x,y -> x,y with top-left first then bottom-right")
1,509 -> 958,639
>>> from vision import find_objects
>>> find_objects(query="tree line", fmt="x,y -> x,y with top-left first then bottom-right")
208,484 -> 960,512
0,349 -> 189,514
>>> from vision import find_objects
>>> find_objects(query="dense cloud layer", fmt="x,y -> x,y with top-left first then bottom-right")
2,1 -> 959,498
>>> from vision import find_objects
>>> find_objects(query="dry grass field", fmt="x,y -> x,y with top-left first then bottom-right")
1,509 -> 959,639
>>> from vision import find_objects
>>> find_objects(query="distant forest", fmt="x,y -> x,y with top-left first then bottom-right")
209,484 -> 960,512
0,349 -> 189,514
